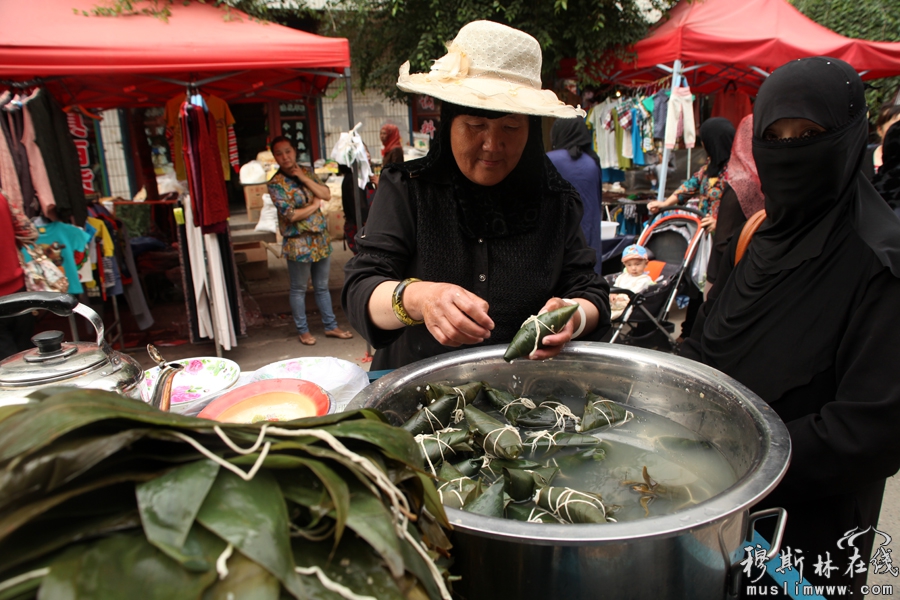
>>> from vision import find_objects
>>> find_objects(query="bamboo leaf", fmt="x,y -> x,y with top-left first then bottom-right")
137,459 -> 220,564
234,454 -> 349,545
0,472 -> 155,545
196,470 -> 307,599
38,528 -> 221,599
340,482 -> 405,579
292,535 -> 405,600
0,509 -> 141,575
462,480 -> 506,518
0,428 -> 148,511
323,420 -> 420,465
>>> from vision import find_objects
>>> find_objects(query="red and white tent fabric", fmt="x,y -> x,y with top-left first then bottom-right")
0,0 -> 351,107
591,0 -> 900,93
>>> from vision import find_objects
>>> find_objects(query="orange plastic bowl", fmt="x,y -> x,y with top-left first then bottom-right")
197,378 -> 331,423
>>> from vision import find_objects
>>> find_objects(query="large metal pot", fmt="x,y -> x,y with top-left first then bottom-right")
347,343 -> 791,600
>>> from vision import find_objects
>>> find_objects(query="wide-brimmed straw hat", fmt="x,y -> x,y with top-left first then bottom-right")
397,21 -> 585,119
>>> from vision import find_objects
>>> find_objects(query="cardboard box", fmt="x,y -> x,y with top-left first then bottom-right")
233,241 -> 266,264
244,184 -> 267,210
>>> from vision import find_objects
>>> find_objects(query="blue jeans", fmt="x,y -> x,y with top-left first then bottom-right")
286,256 -> 338,334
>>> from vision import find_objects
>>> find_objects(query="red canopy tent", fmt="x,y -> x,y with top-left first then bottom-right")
596,0 -> 900,94
0,0 -> 352,108
570,0 -> 900,197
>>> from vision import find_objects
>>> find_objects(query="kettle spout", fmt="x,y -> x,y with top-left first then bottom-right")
146,344 -> 184,412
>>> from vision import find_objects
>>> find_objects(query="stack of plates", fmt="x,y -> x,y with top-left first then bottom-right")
140,357 -> 240,414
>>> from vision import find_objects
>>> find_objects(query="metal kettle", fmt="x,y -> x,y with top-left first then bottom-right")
0,292 -> 182,410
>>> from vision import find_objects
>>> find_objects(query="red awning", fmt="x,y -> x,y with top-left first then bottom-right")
0,0 -> 351,107
581,0 -> 900,93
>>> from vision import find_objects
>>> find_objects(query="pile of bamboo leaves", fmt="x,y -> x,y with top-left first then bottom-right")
0,388 -> 453,600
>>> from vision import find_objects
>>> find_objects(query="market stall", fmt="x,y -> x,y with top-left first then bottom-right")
0,0 -> 364,355
569,0 -> 900,198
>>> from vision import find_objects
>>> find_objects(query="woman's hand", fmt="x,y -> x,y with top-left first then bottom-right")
528,297 -> 576,361
648,195 -> 678,215
700,215 -> 716,234
289,166 -> 331,201
403,281 -> 494,347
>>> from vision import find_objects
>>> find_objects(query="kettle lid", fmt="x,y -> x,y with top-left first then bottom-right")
0,330 -> 110,386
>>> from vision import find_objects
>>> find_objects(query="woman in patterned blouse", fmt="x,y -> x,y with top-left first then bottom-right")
268,136 -> 353,345
647,118 -> 736,234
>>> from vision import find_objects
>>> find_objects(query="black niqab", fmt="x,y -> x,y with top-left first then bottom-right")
550,117 -> 602,169
698,117 -> 735,178
407,101 -> 550,239
698,57 -> 900,401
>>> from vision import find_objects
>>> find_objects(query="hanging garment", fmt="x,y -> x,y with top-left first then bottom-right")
4,107 -> 37,217
664,87 -> 696,149
618,106 -> 634,161
587,100 -> 618,169
612,108 -> 632,169
183,193 -> 215,340
203,232 -> 237,351
32,221 -> 92,294
0,192 -> 25,297
652,89 -> 668,140
181,102 -> 230,229
711,86 -> 753,130
27,89 -> 87,225
165,92 -> 236,181
20,101 -> 56,218
0,93 -> 23,212
631,108 -> 645,166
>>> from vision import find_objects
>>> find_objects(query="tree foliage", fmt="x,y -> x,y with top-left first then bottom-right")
791,0 -> 900,111
320,0 -> 673,101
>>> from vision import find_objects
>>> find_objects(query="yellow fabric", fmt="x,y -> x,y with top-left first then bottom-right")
86,217 -> 114,257
165,93 -> 236,181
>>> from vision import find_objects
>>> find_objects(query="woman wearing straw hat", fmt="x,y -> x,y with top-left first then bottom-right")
342,21 -> 610,370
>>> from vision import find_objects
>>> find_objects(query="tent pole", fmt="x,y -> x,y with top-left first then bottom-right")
656,59 -> 682,201
344,67 -> 372,359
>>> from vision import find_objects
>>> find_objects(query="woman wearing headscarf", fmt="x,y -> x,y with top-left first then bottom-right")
547,118 -> 603,273
872,120 -> 900,215
680,57 -> 900,595
647,117 -> 736,230
706,114 -> 765,285
648,118 -> 735,337
342,21 -> 609,370
380,123 -> 404,167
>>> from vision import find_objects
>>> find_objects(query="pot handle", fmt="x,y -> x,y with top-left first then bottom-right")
0,291 -> 113,360
0,291 -> 79,318
724,507 -> 788,598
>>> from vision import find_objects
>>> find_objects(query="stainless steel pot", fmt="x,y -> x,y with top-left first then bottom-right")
347,343 -> 791,600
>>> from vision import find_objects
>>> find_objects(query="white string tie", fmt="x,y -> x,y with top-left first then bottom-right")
295,565 -> 378,600
500,397 -> 536,416
519,314 -> 556,356
216,543 -> 234,580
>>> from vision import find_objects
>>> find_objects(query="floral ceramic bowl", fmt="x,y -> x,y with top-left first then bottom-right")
140,357 -> 240,413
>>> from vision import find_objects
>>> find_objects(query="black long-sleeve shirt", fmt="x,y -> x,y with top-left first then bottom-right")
342,166 -> 610,370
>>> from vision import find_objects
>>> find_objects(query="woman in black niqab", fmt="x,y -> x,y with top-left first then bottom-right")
680,57 -> 900,595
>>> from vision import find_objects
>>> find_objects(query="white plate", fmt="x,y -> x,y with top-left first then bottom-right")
141,357 -> 241,413
252,357 -> 369,412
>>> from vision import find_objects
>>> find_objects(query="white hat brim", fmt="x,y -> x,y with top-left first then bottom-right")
397,62 -> 585,119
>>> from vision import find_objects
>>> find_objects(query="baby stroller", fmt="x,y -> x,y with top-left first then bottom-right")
605,206 -> 707,351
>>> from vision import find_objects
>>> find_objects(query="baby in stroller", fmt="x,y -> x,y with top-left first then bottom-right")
610,245 -> 655,319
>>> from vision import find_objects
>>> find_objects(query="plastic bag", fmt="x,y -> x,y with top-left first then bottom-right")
254,193 -> 278,234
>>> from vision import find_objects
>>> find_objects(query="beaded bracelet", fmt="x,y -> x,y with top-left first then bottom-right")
392,278 -> 424,326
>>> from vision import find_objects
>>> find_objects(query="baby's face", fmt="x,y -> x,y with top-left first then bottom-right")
623,258 -> 647,277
